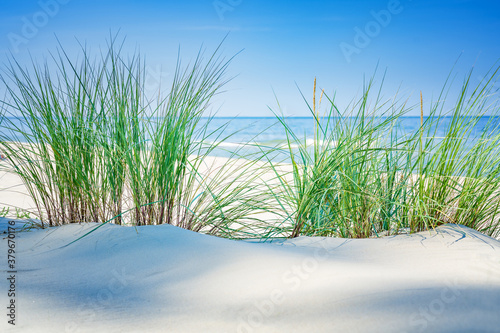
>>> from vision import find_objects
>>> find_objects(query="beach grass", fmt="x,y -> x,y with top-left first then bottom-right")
409,67 -> 500,237
266,68 -> 500,239
265,76 -> 413,238
1,37 -> 500,239
0,36 -> 271,235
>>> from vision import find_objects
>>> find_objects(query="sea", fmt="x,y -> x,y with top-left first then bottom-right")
2,116 -> 500,159
198,116 -> 500,157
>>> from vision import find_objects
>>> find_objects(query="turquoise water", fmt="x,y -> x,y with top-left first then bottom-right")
191,116 -> 500,159
200,116 -> 500,143
3,116 -> 500,157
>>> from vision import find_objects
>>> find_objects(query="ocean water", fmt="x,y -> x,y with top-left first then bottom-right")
2,116 -> 500,158
198,116 -> 500,153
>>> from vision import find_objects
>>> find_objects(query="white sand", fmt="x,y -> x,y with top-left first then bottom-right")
0,167 -> 37,216
1,156 -> 500,332
1,220 -> 499,332
0,154 -> 291,223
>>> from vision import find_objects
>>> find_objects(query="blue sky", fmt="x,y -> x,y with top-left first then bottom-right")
0,0 -> 499,116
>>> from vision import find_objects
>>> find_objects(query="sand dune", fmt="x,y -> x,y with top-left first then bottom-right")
1,156 -> 500,332
1,220 -> 499,332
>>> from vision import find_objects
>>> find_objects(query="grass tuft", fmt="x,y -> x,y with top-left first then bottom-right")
0,36 -> 271,236
267,68 -> 500,238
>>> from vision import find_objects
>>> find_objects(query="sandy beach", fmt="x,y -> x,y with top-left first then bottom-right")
1,159 -> 500,332
1,219 -> 499,332
1,0 -> 500,330
1,140 -> 500,332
